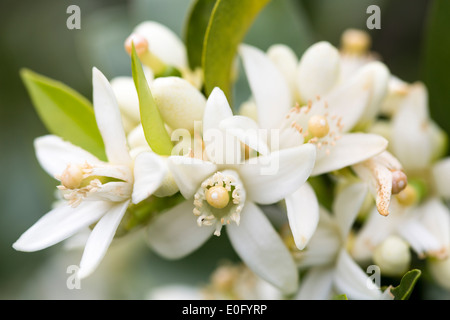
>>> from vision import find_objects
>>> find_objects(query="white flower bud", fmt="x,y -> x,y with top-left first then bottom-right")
428,256 -> 450,290
373,235 -> 411,277
296,41 -> 341,103
151,77 -> 206,133
133,21 -> 187,70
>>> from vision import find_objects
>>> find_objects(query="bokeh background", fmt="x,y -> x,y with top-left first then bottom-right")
1,0 -> 447,299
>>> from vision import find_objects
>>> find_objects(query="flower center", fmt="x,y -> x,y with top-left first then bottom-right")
193,171 -> 245,236
59,164 -> 85,189
308,115 -> 329,138
56,162 -> 131,208
206,186 -> 230,209
281,99 -> 343,155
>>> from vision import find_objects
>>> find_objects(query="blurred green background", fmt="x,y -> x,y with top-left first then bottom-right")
0,0 -> 448,299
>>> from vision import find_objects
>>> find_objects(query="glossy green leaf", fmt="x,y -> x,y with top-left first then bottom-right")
20,68 -> 106,160
422,0 -> 450,139
184,0 -> 217,70
202,0 -> 271,104
391,269 -> 421,300
131,44 -> 174,156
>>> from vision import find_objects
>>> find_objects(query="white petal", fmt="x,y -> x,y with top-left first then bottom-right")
357,62 -> 390,126
203,87 -> 233,133
89,181 -> 132,202
34,135 -> 102,178
146,200 -> 213,259
284,183 -> 319,250
266,44 -> 300,101
323,62 -> 389,132
219,115 -> 270,155
333,182 -> 368,239
298,208 -> 341,268
203,88 -> 241,164
167,156 -> 217,199
351,206 -> 400,262
312,133 -> 387,176
391,83 -> 432,171
92,67 -> 131,165
295,266 -> 335,300
352,155 -> 394,217
432,157 -> 450,199
132,152 -> 167,204
226,201 -> 298,294
397,216 -> 442,257
239,44 -> 292,130
420,199 -> 450,251
13,201 -> 111,252
78,200 -> 130,279
296,41 -> 340,103
334,249 -> 382,300
237,144 -> 316,204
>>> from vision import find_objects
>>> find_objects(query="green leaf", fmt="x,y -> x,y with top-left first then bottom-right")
391,269 -> 422,300
131,44 -> 174,156
20,68 -> 106,160
422,0 -> 450,141
333,294 -> 348,300
184,0 -> 217,70
202,0 -> 271,104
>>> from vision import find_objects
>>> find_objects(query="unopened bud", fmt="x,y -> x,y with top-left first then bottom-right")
151,77 -> 206,133
341,29 -> 371,55
373,235 -> 411,277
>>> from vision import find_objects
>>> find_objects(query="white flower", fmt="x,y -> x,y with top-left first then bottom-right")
239,43 -> 389,176
144,88 -> 316,294
293,183 -> 393,300
13,68 -> 167,279
235,43 -> 388,248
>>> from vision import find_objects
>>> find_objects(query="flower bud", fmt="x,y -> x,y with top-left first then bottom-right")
340,29 -> 371,55
132,21 -> 187,71
373,235 -> 411,277
151,77 -> 206,133
296,41 -> 341,103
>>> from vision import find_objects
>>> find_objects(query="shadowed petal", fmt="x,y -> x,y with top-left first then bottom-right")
227,201 -> 298,294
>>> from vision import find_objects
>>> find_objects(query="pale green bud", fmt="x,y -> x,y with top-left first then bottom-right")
373,235 -> 411,277
151,77 -> 206,133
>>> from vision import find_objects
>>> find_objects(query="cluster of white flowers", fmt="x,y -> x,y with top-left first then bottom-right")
13,22 -> 450,299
